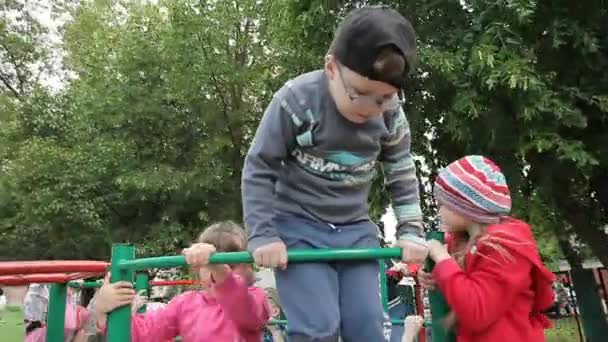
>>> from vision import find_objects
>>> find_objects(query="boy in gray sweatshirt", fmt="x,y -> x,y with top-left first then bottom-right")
242,6 -> 428,341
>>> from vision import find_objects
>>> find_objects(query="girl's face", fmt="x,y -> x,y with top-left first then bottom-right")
269,302 -> 280,318
438,206 -> 472,232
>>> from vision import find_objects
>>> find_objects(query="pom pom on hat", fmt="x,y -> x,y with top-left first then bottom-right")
434,156 -> 511,224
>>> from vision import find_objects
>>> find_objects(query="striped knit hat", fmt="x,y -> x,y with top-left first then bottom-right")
434,156 -> 511,224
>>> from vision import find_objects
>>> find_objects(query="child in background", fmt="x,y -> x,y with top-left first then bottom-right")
263,288 -> 286,342
419,156 -> 555,341
242,5 -> 427,341
25,304 -> 91,342
92,221 -> 270,342
24,283 -> 49,332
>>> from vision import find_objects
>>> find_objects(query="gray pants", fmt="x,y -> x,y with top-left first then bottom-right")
273,216 -> 386,342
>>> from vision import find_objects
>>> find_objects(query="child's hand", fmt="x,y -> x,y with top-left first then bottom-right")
417,269 -> 436,290
131,290 -> 148,314
427,239 -> 450,263
252,241 -> 288,270
397,239 -> 429,264
183,243 -> 216,267
95,273 -> 136,316
402,315 -> 424,342
183,243 -> 231,284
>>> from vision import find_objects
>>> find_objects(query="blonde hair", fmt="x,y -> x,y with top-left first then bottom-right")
196,221 -> 247,252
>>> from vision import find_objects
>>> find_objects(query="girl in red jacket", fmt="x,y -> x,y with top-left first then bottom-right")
420,155 -> 555,342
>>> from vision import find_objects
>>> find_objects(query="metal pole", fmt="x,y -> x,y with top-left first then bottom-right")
425,231 -> 456,342
107,244 -> 135,342
135,272 -> 149,313
119,248 -> 403,272
46,283 -> 67,342
67,281 -> 103,288
380,260 -> 389,312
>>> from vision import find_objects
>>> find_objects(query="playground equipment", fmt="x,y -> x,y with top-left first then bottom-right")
0,238 -> 452,342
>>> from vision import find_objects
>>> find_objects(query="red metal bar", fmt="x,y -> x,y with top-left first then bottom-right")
0,272 -> 105,285
0,260 -> 109,276
149,279 -> 197,286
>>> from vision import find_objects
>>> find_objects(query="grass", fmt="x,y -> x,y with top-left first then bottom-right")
546,316 -> 582,342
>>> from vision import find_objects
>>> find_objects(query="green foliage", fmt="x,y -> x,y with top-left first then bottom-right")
1,0 -> 607,266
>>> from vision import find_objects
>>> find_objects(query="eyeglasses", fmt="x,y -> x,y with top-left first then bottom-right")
336,62 -> 405,112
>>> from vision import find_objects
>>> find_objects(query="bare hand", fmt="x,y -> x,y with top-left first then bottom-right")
417,269 -> 436,290
183,243 -> 217,267
427,239 -> 450,263
183,243 -> 231,283
131,290 -> 148,314
95,273 -> 136,315
252,241 -> 288,270
403,315 -> 424,340
397,239 -> 429,264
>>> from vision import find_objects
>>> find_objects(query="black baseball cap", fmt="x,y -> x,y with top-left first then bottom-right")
331,6 -> 417,89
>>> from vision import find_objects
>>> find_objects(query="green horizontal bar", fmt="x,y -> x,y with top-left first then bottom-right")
67,281 -> 102,288
269,319 -> 431,327
119,248 -> 402,272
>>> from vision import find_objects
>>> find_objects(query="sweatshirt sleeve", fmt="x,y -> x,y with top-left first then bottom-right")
214,273 -> 270,331
432,246 -> 533,333
131,296 -> 181,342
379,108 -> 424,243
242,89 -> 297,253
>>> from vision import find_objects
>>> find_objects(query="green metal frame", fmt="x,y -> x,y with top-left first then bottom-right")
135,272 -> 150,313
43,244 -> 452,342
118,248 -> 403,271
107,244 -> 135,342
46,283 -> 67,342
379,260 -> 390,312
425,231 -> 456,342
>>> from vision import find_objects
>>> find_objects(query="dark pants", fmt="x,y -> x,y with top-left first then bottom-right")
274,216 -> 387,342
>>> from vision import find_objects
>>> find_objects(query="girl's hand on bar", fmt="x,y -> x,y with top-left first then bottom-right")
95,273 -> 137,315
427,239 -> 450,263
183,243 -> 216,267
131,290 -> 149,314
183,243 -> 231,284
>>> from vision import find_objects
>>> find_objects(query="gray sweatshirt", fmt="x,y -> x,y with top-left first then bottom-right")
242,70 -> 423,252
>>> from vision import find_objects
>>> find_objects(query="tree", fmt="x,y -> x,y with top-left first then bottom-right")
394,0 -> 608,265
1,0 -> 279,259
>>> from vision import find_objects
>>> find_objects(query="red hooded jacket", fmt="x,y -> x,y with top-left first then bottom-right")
433,217 -> 555,342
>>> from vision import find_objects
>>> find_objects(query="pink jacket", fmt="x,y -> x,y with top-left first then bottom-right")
131,272 -> 270,342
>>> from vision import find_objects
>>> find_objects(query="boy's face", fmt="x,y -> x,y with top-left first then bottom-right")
325,55 -> 401,123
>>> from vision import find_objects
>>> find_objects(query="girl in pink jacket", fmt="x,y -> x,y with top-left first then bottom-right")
93,221 -> 270,342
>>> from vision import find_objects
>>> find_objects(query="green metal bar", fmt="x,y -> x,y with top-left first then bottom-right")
425,231 -> 456,342
379,260 -> 389,312
119,248 -> 403,271
107,244 -> 135,342
135,273 -> 149,313
46,283 -> 67,342
67,280 -> 102,288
